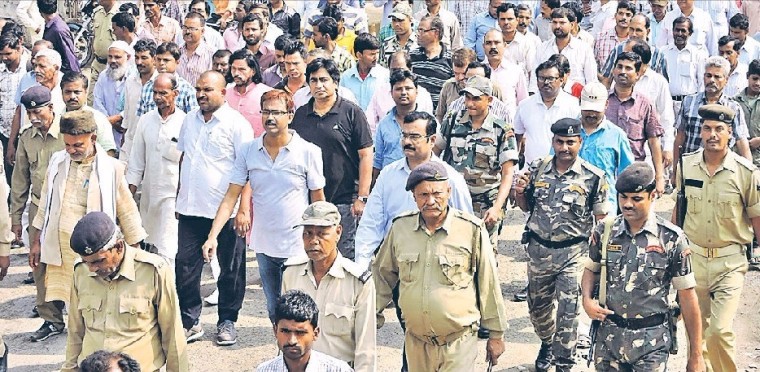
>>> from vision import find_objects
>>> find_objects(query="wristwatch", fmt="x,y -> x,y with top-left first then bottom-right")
357,196 -> 369,203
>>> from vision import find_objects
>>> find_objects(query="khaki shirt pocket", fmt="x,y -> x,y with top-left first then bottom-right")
686,194 -> 702,214
119,297 -> 153,331
397,252 -> 419,283
78,295 -> 102,329
322,303 -> 355,337
438,254 -> 473,289
717,192 -> 742,219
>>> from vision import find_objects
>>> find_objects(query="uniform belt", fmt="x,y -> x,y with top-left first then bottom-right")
607,313 -> 666,330
95,55 -> 107,64
526,230 -> 586,249
408,325 -> 476,346
671,95 -> 685,101
690,242 -> 745,258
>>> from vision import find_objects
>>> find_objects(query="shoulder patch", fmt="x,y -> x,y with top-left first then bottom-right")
580,159 -> 606,179
341,258 -> 372,283
133,249 -> 166,268
284,255 -> 310,267
452,209 -> 483,226
655,215 -> 682,234
391,210 -> 419,223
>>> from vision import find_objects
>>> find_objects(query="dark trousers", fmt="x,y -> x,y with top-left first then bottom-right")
335,203 -> 357,260
0,134 -> 13,187
176,215 -> 246,329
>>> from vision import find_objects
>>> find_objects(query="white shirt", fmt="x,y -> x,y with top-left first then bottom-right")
739,37 -> 760,66
176,103 -> 254,219
293,87 -> 358,110
503,31 -> 537,80
514,91 -> 581,166
530,36 -> 598,93
694,0 -> 739,38
576,30 -> 595,49
725,63 -> 749,97
590,0 -> 619,39
120,70 -> 158,162
632,68 -> 675,150
230,131 -> 325,258
657,7 -> 718,56
662,44 -> 708,96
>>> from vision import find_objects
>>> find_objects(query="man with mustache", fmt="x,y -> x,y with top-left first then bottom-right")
443,61 -> 511,123
261,35 -> 290,88
515,4 -> 542,52
513,118 -> 608,372
729,14 -> 760,67
656,0 -> 717,56
282,201 -> 375,370
606,52 -> 665,195
674,104 -> 760,372
464,0 -> 506,61
224,49 -> 273,137
93,41 -> 136,148
138,0 -> 182,45
661,17 -> 708,119
498,2 -> 537,81
0,33 -> 28,183
241,14 -> 277,72
176,12 -> 215,87
374,161 -> 507,372
718,36 -> 749,97
119,40 -> 158,163
378,2 -> 417,68
582,162 -> 704,372
594,1 -> 635,71
412,0 -> 462,50
341,33 -> 389,112
535,0 -> 560,42
60,72 -> 118,157
372,69 -> 422,174
64,211 -> 187,372
435,47 -> 477,124
135,42 -> 199,118
28,109 -> 146,343
312,16 -> 354,74
256,290 -> 353,372
483,28 -> 528,121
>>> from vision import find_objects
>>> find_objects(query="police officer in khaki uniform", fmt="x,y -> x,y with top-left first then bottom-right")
512,118 -> 608,372
89,0 -> 119,102
62,211 -> 187,372
675,104 -> 760,372
373,161 -> 509,372
0,165 -> 16,372
282,201 -> 376,371
582,162 -> 705,372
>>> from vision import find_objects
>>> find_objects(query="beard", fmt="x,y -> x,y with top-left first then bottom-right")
107,63 -> 129,81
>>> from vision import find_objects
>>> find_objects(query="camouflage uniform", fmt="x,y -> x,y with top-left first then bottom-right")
439,110 -> 518,244
523,156 -> 608,368
586,214 -> 696,371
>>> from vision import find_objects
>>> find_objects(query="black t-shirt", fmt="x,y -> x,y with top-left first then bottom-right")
291,96 -> 373,205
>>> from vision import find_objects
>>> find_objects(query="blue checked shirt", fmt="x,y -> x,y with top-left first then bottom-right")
601,43 -> 669,81
464,11 -> 499,60
373,108 -> 404,170
675,92 -> 750,154
136,74 -> 198,117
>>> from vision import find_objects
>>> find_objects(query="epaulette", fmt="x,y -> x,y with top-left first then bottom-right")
451,209 -> 483,226
682,149 -> 702,159
733,153 -> 757,171
283,255 -> 309,267
133,248 -> 166,268
391,210 -> 418,223
580,159 -> 606,179
341,258 -> 372,284
655,214 -> 682,234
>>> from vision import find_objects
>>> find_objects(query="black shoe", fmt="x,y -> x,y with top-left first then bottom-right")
30,306 -> 39,318
477,328 -> 490,339
513,285 -> 528,302
21,272 -> 34,285
535,342 -> 553,372
555,366 -> 572,372
0,341 -> 8,372
30,321 -> 64,342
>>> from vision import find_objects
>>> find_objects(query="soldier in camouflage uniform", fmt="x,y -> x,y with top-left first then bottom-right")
581,162 -> 704,372
512,118 -> 608,372
436,75 -> 518,246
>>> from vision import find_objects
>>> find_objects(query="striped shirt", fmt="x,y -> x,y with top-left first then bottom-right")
594,29 -> 628,71
675,92 -> 750,154
601,43 -> 669,81
303,3 -> 368,39
379,33 -> 418,68
410,44 -> 453,110
605,91 -> 663,161
256,350 -> 353,372
136,74 -> 198,117
177,42 -> 215,87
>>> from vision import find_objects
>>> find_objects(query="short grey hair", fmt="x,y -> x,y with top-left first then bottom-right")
34,48 -> 62,69
705,56 -> 730,77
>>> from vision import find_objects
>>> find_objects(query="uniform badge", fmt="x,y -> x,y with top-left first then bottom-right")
535,181 -> 550,188
607,244 -> 622,252
568,184 -> 587,195
84,246 -> 93,255
645,245 -> 665,254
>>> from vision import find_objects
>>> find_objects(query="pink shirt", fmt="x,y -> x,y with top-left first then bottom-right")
492,61 -> 529,121
225,82 -> 274,137
223,27 -> 245,51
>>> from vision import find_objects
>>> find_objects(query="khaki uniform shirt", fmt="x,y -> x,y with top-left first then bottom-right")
92,5 -> 118,61
0,174 -> 14,257
586,214 -> 696,318
524,157 -> 609,242
63,246 -> 188,372
282,254 -> 376,371
373,209 -> 508,340
10,115 -> 64,225
676,149 -> 760,248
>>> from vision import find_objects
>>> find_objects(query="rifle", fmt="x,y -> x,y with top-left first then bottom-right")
586,217 -> 615,367
675,146 -> 687,227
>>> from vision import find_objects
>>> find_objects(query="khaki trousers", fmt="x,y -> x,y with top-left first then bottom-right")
405,329 -> 478,372
33,262 -> 65,327
691,250 -> 747,372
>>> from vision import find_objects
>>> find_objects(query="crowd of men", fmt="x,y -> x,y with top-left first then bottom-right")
0,0 -> 759,371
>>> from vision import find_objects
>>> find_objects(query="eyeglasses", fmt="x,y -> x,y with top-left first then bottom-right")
181,26 -> 202,32
401,133 -> 430,141
417,28 -> 435,34
537,76 -> 560,83
261,110 -> 290,117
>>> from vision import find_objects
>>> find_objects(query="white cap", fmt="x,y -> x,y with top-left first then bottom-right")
580,82 -> 609,112
108,40 -> 134,56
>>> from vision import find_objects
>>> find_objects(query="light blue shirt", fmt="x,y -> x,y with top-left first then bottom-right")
373,107 -> 404,169
354,155 -> 474,269
339,64 -> 389,111
464,12 -> 499,60
579,119 -> 635,212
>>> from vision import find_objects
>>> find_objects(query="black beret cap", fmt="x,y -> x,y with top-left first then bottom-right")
70,212 -> 117,256
406,161 -> 449,191
616,162 -> 655,194
20,86 -> 52,109
698,104 -> 734,124
551,118 -> 582,137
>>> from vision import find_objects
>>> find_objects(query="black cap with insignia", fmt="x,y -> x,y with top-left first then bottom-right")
406,161 -> 449,191
20,86 -> 52,109
70,212 -> 118,256
615,161 -> 656,193
698,104 -> 734,125
551,118 -> 582,137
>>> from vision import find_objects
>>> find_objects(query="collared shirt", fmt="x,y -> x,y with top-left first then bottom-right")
725,63 -> 749,98
222,27 -> 244,51
465,11 -> 499,60
413,8 -> 463,50
579,119 -> 635,210
281,253 -> 376,369
0,59 -> 27,137
450,1 -> 488,38
119,70 -> 157,160
491,60 -> 529,119
694,1 -> 739,38
677,149 -> 760,248
594,28 -> 629,69
379,33 -> 418,68
534,16 -> 553,42
92,4 -> 118,60
43,14 -> 80,73
329,45 -> 354,75
631,68 -> 675,151
256,350 -> 352,372
410,44 -> 454,109
373,107 -> 405,169
11,116 -> 64,224
657,7 -> 717,55
176,103 -> 254,218
230,131 -> 325,257
138,16 -> 182,45
514,91 -> 581,165
225,82 -> 274,137
340,64 -> 390,111
270,2 -> 301,39
304,3 -> 368,39
63,247 -> 187,372
606,91 -> 663,161
576,29 -> 596,48
601,43 -> 669,81
373,209 -> 508,339
740,37 -> 760,66
503,31 -> 537,80
661,44 -> 708,97
735,89 -> 760,167
250,42 -> 278,72
177,42 -> 215,87
648,13 -> 666,46
589,0 -> 618,38
675,92 -> 750,154
530,36 -> 598,93
743,0 -> 760,36
15,72 -> 64,131
93,67 -> 134,117
365,81 -> 434,135
291,96 -> 373,205
355,155 -> 473,268
307,29 -> 357,56
137,73 -> 198,116
261,64 -> 284,87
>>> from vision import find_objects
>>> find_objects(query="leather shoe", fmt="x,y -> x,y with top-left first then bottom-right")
535,342 -> 553,372
477,328 -> 490,339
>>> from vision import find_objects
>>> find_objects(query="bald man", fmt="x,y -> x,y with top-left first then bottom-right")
175,71 -> 254,346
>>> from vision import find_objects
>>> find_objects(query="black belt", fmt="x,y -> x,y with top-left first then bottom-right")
671,95 -> 685,101
607,313 -> 667,330
95,55 -> 107,64
526,230 -> 586,249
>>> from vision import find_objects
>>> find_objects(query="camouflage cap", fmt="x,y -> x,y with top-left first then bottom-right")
294,201 -> 341,227
70,212 -> 117,256
389,2 -> 413,20
459,75 -> 493,97
551,118 -> 582,137
698,104 -> 734,125
406,161 -> 448,191
615,161 -> 655,193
